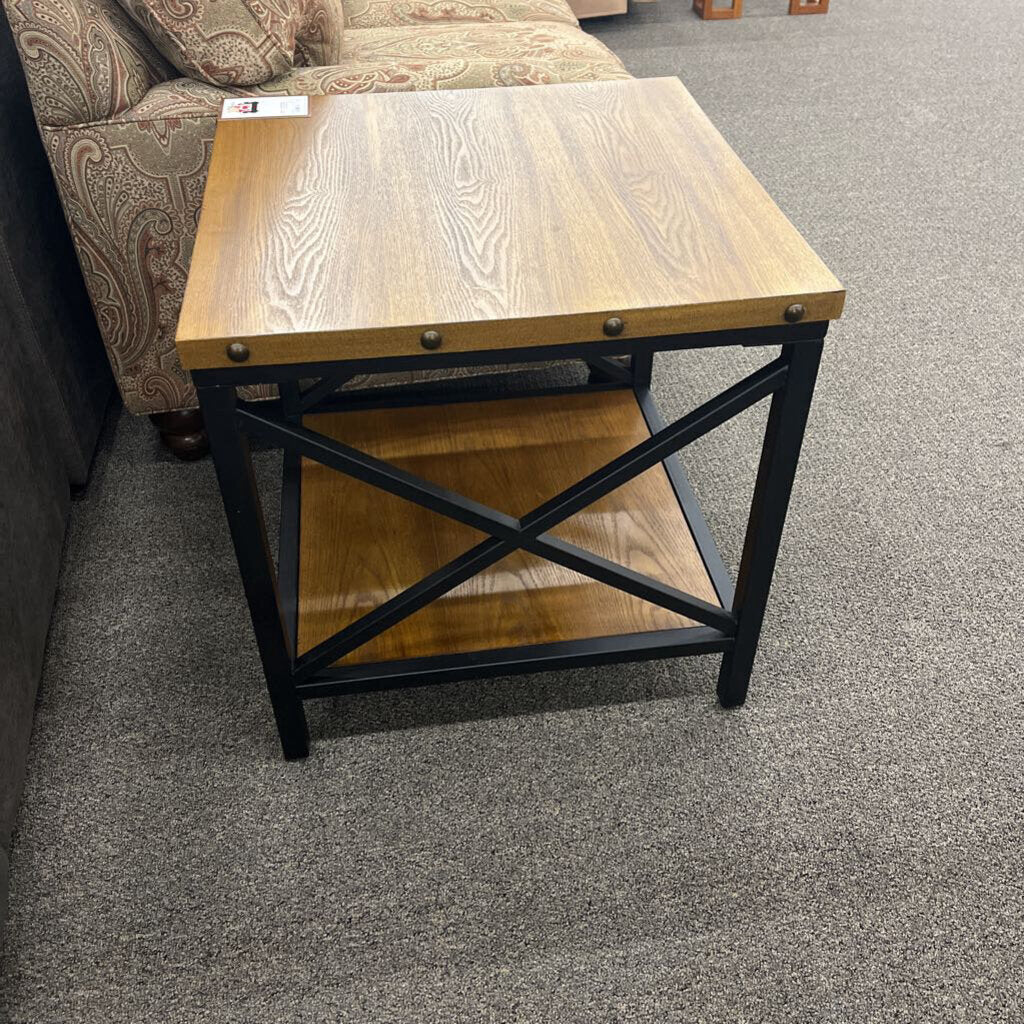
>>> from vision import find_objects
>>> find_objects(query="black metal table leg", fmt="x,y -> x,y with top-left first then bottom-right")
198,384 -> 310,759
717,339 -> 824,708
277,381 -> 302,662
631,350 -> 653,388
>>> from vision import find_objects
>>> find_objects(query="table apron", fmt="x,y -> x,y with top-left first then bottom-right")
189,321 -> 829,388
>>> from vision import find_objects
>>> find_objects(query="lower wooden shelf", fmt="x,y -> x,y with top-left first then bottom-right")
297,389 -> 719,666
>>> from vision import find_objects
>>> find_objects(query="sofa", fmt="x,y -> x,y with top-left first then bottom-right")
2,0 -> 630,456
0,9 -> 113,934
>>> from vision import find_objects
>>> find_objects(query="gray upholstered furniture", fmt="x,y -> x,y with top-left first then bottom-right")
0,8 -> 112,934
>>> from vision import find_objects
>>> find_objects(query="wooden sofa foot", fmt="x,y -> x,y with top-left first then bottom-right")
149,410 -> 209,461
789,0 -> 828,12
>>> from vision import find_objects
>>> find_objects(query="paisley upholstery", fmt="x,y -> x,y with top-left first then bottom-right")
342,0 -> 577,29
2,0 -> 173,126
336,21 -> 615,68
125,25 -> 626,115
3,0 -> 630,413
297,0 -> 348,66
41,114 -> 218,412
113,0 -> 346,86
257,23 -> 626,93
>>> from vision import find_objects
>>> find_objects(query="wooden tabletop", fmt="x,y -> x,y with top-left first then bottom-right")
177,77 -> 844,370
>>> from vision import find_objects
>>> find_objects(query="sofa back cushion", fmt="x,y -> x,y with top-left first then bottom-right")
2,0 -> 173,126
114,0 -> 345,86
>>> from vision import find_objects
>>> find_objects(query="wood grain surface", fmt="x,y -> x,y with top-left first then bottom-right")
178,78 -> 844,369
296,390 -> 719,664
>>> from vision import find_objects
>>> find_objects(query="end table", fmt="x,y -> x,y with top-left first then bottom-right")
177,78 -> 844,759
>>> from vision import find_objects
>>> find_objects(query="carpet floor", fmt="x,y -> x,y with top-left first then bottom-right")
2,0 -> 1023,1019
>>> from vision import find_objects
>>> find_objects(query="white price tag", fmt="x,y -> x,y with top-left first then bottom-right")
220,96 -> 309,120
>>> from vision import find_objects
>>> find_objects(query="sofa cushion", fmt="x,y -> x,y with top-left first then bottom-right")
297,23 -> 628,89
343,0 -> 577,30
114,0 -> 345,86
127,23 -> 628,99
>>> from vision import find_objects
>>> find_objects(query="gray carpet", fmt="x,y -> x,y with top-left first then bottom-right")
3,0 -> 1023,1019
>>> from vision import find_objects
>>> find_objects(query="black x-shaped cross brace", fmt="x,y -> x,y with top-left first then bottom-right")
235,355 -> 788,681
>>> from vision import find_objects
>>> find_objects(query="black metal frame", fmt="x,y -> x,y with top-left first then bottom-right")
195,322 -> 826,759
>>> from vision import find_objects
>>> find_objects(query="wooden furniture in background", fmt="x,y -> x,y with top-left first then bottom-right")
693,0 -> 742,18
179,77 -> 844,759
694,0 -> 828,17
